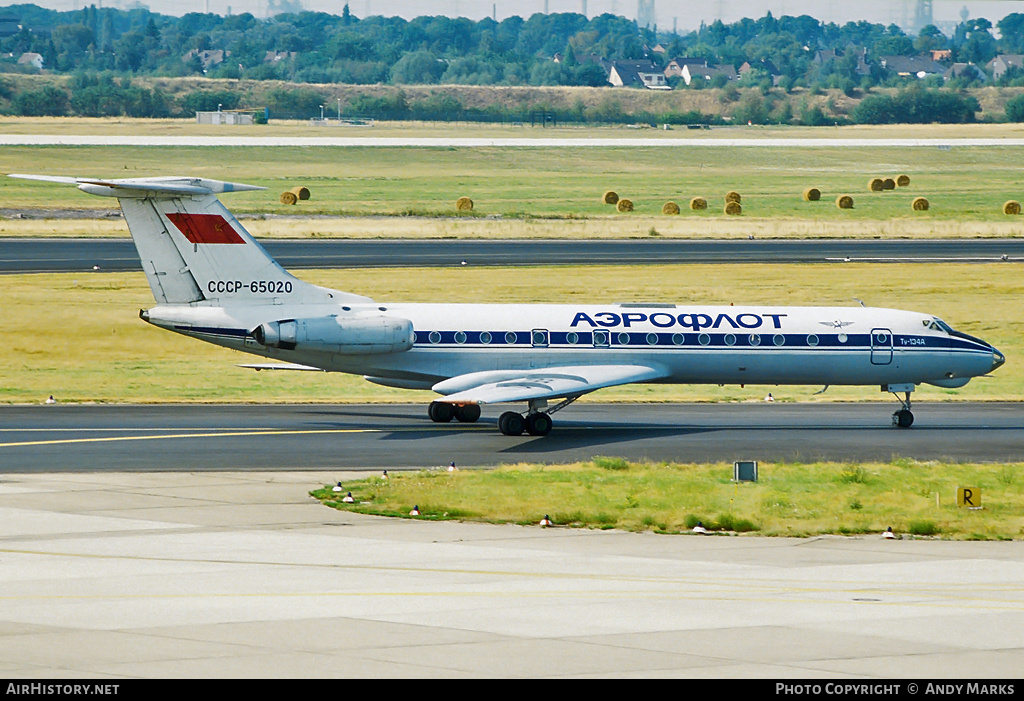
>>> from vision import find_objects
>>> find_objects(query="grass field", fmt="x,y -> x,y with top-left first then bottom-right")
2,263 -> 1018,404
2,120 -> 1024,234
311,458 -> 1024,540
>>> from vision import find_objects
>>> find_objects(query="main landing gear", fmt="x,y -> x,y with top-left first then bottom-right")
428,398 -> 576,436
885,383 -> 915,429
428,401 -> 481,424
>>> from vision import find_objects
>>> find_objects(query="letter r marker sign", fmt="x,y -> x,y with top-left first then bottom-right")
957,487 -> 981,508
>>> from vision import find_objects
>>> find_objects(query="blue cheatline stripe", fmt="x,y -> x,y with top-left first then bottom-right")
413,331 -> 991,352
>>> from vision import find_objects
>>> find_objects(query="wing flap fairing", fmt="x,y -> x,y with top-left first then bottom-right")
434,364 -> 669,405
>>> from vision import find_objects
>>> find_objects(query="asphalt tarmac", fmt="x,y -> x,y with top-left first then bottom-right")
2,469 -> 1023,678
3,237 -> 1024,273
1,403 -> 1021,473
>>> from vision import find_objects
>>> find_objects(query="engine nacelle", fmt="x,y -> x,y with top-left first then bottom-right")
252,315 -> 414,355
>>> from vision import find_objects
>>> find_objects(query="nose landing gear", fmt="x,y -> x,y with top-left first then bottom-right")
884,383 -> 915,428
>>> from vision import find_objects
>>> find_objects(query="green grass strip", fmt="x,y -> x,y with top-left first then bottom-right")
312,459 -> 1024,540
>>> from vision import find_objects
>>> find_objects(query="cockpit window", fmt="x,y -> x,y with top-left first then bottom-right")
925,317 -> 953,333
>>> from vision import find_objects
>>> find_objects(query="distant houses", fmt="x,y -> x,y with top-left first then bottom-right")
17,52 -> 42,70
607,59 -> 670,89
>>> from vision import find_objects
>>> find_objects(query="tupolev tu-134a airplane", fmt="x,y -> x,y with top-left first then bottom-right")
13,174 -> 1004,436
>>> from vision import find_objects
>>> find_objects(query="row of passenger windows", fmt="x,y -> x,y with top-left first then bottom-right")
423,330 -> 848,347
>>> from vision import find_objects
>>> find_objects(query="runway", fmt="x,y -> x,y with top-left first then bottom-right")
3,237 -> 1024,273
1,403 -> 1021,472
4,135 -> 1024,148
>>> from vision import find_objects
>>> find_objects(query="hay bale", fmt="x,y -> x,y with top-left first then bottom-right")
882,178 -> 896,190
279,191 -> 298,205
911,197 -> 929,211
836,195 -> 854,209
616,198 -> 634,212
897,174 -> 911,187
455,196 -> 474,211
690,196 -> 707,210
868,178 -> 884,192
603,190 -> 619,205
1004,200 -> 1021,215
725,191 -> 741,204
662,201 -> 680,215
802,187 -> 821,202
724,201 -> 742,216
290,186 -> 310,200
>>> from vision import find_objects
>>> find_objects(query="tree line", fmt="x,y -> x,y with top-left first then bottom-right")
1,3 -> 1023,124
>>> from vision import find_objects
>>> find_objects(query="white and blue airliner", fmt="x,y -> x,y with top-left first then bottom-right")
13,174 -> 1004,436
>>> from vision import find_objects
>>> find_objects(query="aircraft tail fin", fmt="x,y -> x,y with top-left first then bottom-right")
9,174 -> 370,306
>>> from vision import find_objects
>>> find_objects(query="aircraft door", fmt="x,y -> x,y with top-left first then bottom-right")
870,328 -> 893,365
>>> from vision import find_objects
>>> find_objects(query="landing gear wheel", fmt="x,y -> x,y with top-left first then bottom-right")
454,404 -> 481,423
498,411 -> 525,436
892,408 -> 914,428
525,412 -> 553,436
428,401 -> 454,423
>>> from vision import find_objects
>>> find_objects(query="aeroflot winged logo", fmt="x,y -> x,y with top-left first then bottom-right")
166,213 -> 245,244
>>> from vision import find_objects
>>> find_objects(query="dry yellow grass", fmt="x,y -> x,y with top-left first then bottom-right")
10,214 -> 1024,241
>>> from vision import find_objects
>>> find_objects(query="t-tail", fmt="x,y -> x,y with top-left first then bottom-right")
9,174 -> 369,306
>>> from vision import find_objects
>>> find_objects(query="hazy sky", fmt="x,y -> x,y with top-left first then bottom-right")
6,0 -> 1024,34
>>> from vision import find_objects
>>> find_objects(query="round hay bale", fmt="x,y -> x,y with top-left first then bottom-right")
882,178 -> 896,190
279,191 -> 298,205
836,195 -> 854,209
690,196 -> 707,211
616,198 -> 634,212
724,201 -> 742,216
290,186 -> 310,200
802,187 -> 821,202
725,191 -> 741,204
896,174 -> 911,187
661,201 -> 680,215
455,196 -> 474,211
1003,200 -> 1021,215
911,197 -> 929,211
603,190 -> 619,205
868,178 -> 884,192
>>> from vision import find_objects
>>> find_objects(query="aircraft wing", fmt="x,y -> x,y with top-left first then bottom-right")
433,364 -> 669,405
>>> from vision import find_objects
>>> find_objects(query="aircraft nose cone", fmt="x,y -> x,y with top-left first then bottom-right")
992,348 -> 1006,372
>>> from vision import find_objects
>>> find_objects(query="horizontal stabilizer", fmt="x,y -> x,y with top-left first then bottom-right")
9,174 -> 264,198
434,364 -> 669,405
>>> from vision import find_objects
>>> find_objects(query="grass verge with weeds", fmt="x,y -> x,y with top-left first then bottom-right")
312,458 -> 1024,540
